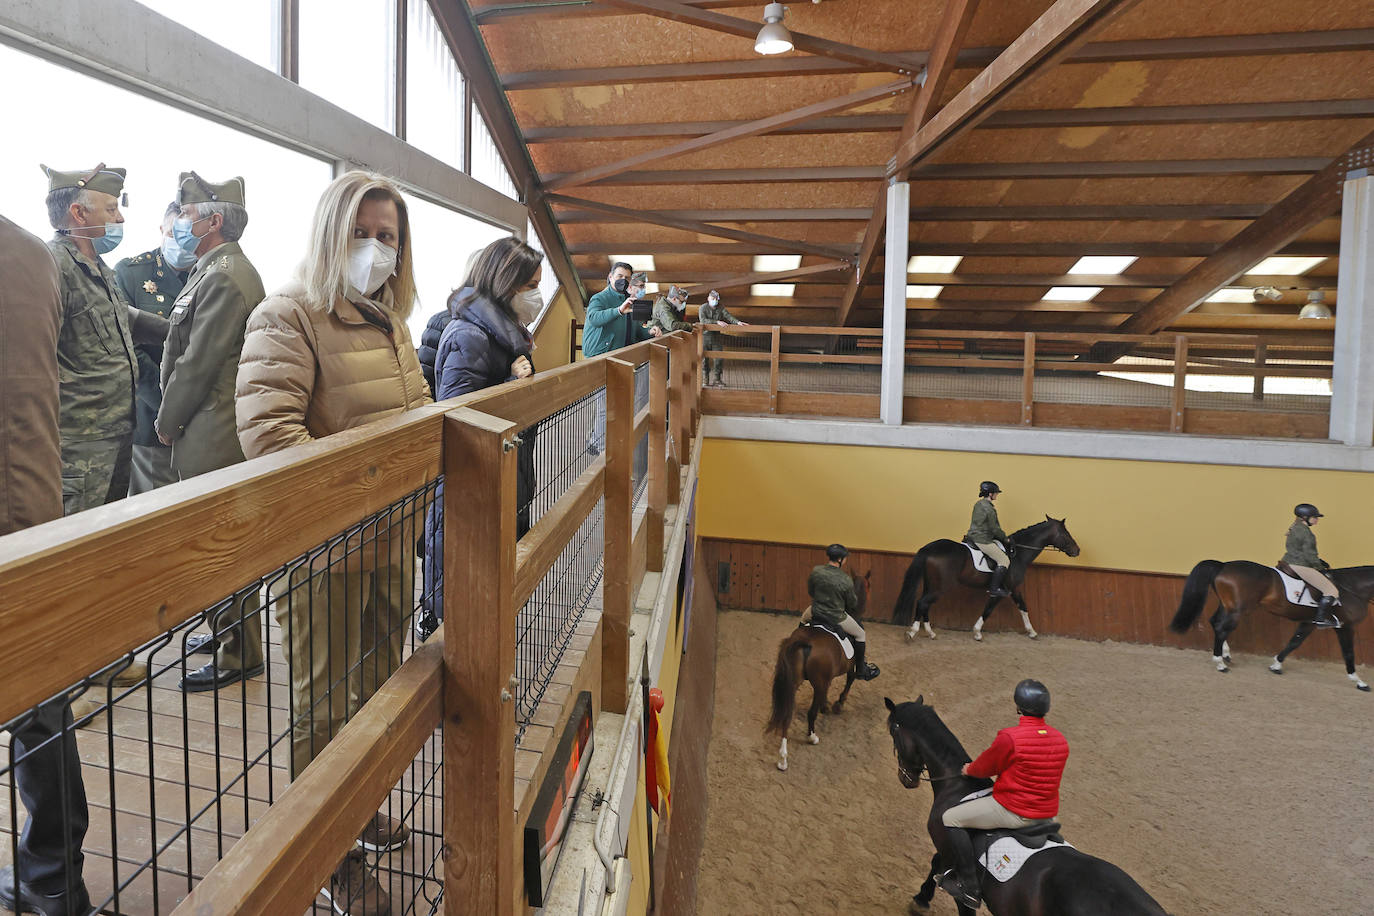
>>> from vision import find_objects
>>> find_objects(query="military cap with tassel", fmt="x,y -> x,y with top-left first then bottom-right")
177,171 -> 246,207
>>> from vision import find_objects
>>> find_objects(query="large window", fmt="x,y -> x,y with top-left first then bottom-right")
0,44 -> 333,295
299,0 -> 396,131
403,193 -> 511,343
470,110 -> 519,200
134,0 -> 276,70
406,0 -> 464,166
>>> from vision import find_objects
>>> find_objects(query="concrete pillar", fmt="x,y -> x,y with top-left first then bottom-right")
879,179 -> 910,425
1330,170 -> 1374,446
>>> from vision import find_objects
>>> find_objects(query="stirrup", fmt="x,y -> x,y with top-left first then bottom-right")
938,871 -> 980,910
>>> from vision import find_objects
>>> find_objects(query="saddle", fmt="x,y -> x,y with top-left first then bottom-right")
971,821 -> 1071,884
800,620 -> 854,659
961,538 -> 1004,574
1274,563 -> 1320,608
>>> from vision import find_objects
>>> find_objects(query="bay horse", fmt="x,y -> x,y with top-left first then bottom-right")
1170,560 -> 1373,690
893,517 -> 1080,642
765,570 -> 870,772
884,696 -> 1170,916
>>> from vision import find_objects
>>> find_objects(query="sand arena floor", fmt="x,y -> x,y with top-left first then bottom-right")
695,610 -> 1374,915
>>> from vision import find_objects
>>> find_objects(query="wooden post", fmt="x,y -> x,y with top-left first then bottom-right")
768,326 -> 781,414
665,340 -> 683,506
602,357 -> 635,713
1021,332 -> 1036,426
443,408 -> 518,916
672,335 -> 692,471
647,343 -> 669,570
688,331 -> 702,436
1252,342 -> 1267,401
1171,335 -> 1189,433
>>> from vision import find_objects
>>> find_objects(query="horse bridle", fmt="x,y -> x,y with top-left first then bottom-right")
892,722 -> 967,785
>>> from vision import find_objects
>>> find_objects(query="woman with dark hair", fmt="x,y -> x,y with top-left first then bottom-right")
420,238 -> 542,636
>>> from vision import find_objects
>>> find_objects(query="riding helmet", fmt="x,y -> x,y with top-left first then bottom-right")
1013,679 -> 1051,717
825,543 -> 849,562
979,481 -> 1002,497
1294,503 -> 1323,520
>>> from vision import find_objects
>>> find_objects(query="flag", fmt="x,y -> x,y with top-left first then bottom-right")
645,687 -> 671,819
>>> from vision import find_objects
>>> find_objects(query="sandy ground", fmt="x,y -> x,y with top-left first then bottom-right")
695,610 -> 1374,916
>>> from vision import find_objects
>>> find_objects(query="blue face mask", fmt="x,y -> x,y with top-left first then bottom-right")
90,223 -> 123,255
161,233 -> 197,270
171,215 -> 205,261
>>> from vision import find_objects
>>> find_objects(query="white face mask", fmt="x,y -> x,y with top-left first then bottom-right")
513,288 -> 543,325
348,237 -> 398,297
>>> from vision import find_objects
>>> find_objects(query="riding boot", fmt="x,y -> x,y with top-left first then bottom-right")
987,566 -> 1011,598
938,827 -> 981,910
1313,595 -> 1341,629
852,640 -> 880,681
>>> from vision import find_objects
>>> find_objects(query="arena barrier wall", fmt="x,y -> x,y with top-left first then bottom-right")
696,437 -> 1374,665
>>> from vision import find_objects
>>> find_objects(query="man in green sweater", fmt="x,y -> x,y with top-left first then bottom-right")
802,544 -> 880,680
1282,503 -> 1340,628
967,480 -> 1013,598
583,263 -> 658,454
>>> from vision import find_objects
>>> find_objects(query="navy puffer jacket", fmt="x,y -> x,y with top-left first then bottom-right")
416,307 -> 453,398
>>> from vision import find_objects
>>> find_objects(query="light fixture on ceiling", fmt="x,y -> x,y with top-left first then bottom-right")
755,3 -> 793,55
1252,286 -> 1283,302
1299,289 -> 1333,319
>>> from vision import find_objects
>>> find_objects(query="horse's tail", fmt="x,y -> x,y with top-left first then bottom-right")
893,546 -> 930,625
1170,560 -> 1224,633
765,633 -> 811,736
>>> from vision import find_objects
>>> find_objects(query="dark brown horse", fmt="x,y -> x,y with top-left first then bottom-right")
893,518 -> 1080,642
885,696 -> 1170,915
1170,561 -> 1374,690
765,570 -> 870,772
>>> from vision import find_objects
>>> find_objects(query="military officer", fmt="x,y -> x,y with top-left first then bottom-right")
115,201 -> 189,494
651,284 -> 696,335
43,163 -> 170,704
157,172 -> 267,692
697,288 -> 747,387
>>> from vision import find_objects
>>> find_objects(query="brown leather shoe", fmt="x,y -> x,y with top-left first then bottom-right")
324,849 -> 390,916
68,695 -> 105,729
94,660 -> 148,688
357,811 -> 410,853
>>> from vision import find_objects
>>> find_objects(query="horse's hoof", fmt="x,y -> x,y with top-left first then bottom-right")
808,733 -> 819,745
1357,682 -> 1371,692
831,705 -> 844,716
777,759 -> 788,772
1216,666 -> 1228,673
1269,665 -> 1283,675
905,628 -> 917,642
1026,631 -> 1039,640
909,895 -> 930,912
973,632 -> 983,642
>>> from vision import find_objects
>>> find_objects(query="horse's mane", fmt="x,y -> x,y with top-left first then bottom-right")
891,701 -> 973,766
1010,518 -> 1055,540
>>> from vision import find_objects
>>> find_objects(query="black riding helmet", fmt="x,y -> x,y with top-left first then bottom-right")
1294,503 -> 1323,520
826,543 -> 849,562
979,481 -> 1002,497
1014,679 -> 1050,717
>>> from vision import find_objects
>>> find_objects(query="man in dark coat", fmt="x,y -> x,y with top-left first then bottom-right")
0,212 -> 93,916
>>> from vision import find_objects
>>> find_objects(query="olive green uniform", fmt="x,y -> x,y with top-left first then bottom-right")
651,296 -> 694,334
1282,520 -> 1338,598
966,496 -> 1010,568
698,298 -> 741,385
48,235 -> 170,514
115,248 -> 187,494
804,563 -> 867,643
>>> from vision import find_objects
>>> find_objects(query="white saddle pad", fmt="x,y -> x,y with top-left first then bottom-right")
964,543 -> 995,574
981,835 -> 1072,884
802,619 -> 854,659
1274,567 -> 1320,607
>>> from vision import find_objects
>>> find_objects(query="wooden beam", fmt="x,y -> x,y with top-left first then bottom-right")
836,185 -> 889,328
556,206 -> 872,223
543,78 -> 912,191
569,240 -> 1341,258
426,0 -> 585,309
678,260 -> 850,293
476,0 -> 750,21
504,55 -> 915,89
1115,131 -> 1374,335
891,0 -> 983,179
547,195 -> 852,259
596,0 -> 922,73
526,114 -> 905,142
890,0 -> 1142,176
914,158 -> 1330,179
902,272 -> 1337,289
908,204 -> 1267,221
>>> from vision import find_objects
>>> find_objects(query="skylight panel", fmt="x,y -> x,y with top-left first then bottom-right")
1204,288 -> 1254,303
610,254 -> 656,272
1068,255 -> 1136,275
1251,256 -> 1325,275
907,255 -> 963,273
1043,286 -> 1103,302
907,285 -> 943,298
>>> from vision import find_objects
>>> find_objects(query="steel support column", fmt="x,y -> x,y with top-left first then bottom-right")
880,180 -> 910,425
1330,170 -> 1374,446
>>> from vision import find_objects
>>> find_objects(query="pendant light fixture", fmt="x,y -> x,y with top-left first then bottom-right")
755,3 -> 793,55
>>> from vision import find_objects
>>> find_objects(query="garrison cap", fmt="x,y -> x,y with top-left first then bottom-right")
177,171 -> 246,207
630,271 -> 648,288
708,289 -> 721,299
42,162 -> 126,197
668,284 -> 689,301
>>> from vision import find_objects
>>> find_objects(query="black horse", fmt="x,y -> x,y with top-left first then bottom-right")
893,518 -> 1080,641
884,696 -> 1169,916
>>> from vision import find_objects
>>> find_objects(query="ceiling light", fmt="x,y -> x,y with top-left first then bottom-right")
1253,256 -> 1325,275
906,285 -> 943,299
610,254 -> 655,272
1043,286 -> 1102,302
751,283 -> 796,297
753,254 -> 802,272
908,255 -> 963,273
1252,286 -> 1282,302
755,3 -> 793,55
1299,290 -> 1333,319
1068,255 -> 1136,275
1205,287 -> 1253,303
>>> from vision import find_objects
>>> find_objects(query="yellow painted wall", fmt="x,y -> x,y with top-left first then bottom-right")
532,288 -> 578,370
698,438 -> 1374,576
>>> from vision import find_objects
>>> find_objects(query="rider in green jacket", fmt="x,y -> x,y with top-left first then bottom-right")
967,481 -> 1012,598
1282,503 -> 1340,628
802,544 -> 880,680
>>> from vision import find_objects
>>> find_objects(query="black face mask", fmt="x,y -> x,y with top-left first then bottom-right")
613,277 -> 629,294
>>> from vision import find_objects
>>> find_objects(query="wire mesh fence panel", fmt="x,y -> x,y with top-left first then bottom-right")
705,328 -> 772,391
0,481 -> 446,915
775,330 -> 882,395
1176,341 -> 1333,413
632,362 -> 650,509
904,336 -> 1025,402
1034,360 -> 1173,408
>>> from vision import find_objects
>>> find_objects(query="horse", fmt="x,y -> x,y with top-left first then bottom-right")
1170,561 -> 1373,690
893,517 -> 1080,642
884,696 -> 1170,916
765,570 -> 870,772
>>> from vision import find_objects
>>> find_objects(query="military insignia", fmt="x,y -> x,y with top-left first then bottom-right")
143,279 -> 158,294
156,294 -> 165,302
218,255 -> 230,269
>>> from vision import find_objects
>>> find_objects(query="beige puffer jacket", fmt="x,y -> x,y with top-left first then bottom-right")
236,279 -> 430,459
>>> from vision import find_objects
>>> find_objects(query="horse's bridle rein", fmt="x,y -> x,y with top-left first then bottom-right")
892,722 -> 967,786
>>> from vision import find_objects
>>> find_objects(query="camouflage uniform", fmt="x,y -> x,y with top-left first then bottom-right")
114,248 -> 187,494
698,294 -> 741,385
651,295 -> 694,335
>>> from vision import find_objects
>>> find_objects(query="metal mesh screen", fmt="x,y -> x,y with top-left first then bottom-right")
703,328 -> 771,390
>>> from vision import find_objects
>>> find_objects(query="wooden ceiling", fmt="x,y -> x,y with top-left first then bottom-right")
462,0 -> 1374,335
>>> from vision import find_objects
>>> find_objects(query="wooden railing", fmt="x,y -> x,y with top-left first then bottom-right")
0,332 -> 700,915
700,326 -> 1334,439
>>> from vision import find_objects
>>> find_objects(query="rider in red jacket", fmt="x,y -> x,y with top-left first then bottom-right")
939,679 -> 1069,910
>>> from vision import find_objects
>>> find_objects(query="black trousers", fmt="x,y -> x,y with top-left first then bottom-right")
10,698 -> 89,893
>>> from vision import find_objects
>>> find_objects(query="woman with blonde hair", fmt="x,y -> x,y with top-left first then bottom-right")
236,170 -> 429,916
